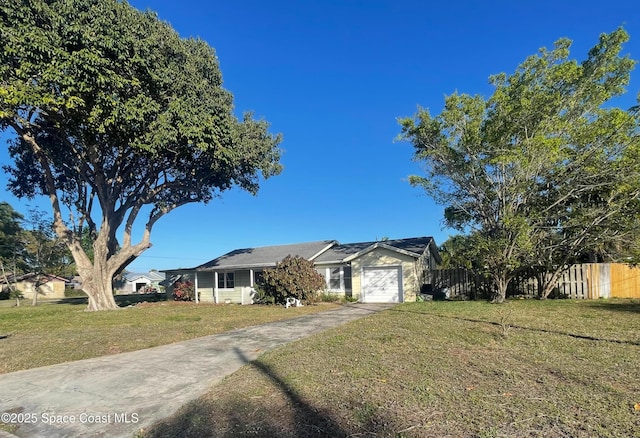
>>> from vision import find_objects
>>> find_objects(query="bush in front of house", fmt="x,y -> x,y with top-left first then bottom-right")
172,280 -> 195,301
260,255 -> 326,305
319,292 -> 340,303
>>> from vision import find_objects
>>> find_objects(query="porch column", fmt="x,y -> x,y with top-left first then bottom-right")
194,271 -> 199,304
214,271 -> 219,304
250,269 -> 254,287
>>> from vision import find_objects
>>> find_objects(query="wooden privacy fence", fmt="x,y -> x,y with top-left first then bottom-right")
430,263 -> 640,299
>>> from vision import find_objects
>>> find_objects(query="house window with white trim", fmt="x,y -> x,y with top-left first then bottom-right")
320,266 -> 351,292
217,272 -> 234,289
329,268 -> 341,290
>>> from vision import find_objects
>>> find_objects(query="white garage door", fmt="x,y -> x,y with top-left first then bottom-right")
362,267 -> 402,303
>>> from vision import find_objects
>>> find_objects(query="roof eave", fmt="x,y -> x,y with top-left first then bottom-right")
309,240 -> 339,261
313,259 -> 350,266
343,242 -> 422,262
196,262 -> 279,271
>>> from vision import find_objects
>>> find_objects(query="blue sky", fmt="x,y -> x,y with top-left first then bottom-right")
1,0 -> 639,272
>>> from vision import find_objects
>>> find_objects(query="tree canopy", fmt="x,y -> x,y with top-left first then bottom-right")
0,202 -> 23,273
0,0 -> 282,310
400,28 -> 640,302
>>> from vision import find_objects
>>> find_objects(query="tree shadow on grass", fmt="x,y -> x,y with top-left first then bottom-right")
390,306 -> 640,346
58,297 -> 88,305
583,299 -> 640,314
146,347 -> 350,438
115,293 -> 168,307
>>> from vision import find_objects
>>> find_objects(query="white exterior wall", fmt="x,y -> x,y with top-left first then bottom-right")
126,278 -> 151,293
218,288 -> 243,303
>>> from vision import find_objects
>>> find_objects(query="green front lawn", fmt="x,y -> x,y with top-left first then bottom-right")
0,300 -> 338,374
145,299 -> 640,437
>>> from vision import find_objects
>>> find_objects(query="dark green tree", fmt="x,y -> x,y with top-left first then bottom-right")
400,28 -> 640,302
0,202 -> 24,295
22,208 -> 75,278
261,256 -> 327,305
438,234 -> 478,270
0,0 -> 282,310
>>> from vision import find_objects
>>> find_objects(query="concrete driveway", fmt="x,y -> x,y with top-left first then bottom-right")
0,303 -> 393,438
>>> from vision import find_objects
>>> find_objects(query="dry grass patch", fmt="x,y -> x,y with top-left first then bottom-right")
0,300 -> 338,374
145,299 -> 640,438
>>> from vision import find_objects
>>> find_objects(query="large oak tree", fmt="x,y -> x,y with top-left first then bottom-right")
0,1 -> 282,310
400,29 -> 640,302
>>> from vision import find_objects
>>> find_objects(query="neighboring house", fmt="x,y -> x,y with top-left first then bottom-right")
117,271 -> 166,294
67,275 -> 83,290
163,237 -> 441,304
0,273 -> 67,300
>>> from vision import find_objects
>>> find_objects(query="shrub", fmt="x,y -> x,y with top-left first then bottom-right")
261,255 -> 326,304
172,280 -> 195,301
251,287 -> 275,305
0,287 -> 23,300
319,292 -> 340,303
64,287 -> 87,298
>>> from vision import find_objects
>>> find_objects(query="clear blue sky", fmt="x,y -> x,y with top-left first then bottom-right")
1,0 -> 639,272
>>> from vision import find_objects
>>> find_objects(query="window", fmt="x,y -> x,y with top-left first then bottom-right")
324,266 -> 351,291
343,266 -> 352,291
253,270 -> 264,285
226,272 -> 234,289
217,272 -> 235,289
329,268 -> 341,290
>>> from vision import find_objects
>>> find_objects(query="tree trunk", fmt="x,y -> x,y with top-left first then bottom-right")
540,270 -> 564,299
75,244 -> 120,311
63,220 -> 122,311
491,275 -> 509,303
534,266 -> 567,299
82,272 -> 119,311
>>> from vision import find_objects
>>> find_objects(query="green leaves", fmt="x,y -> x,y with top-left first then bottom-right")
400,28 -> 640,301
260,256 -> 327,304
1,0 -> 282,214
0,0 -> 282,309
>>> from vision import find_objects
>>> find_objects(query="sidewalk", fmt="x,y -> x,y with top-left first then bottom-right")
0,303 -> 393,437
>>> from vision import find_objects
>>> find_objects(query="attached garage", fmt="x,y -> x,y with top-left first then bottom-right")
361,266 -> 403,303
350,245 -> 422,303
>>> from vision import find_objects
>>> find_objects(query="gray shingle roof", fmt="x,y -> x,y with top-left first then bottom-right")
0,273 -> 67,284
124,271 -> 166,282
313,236 -> 436,263
196,240 -> 337,270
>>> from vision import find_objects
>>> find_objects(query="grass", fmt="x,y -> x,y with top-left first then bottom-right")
143,299 -> 640,438
0,299 -> 339,374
